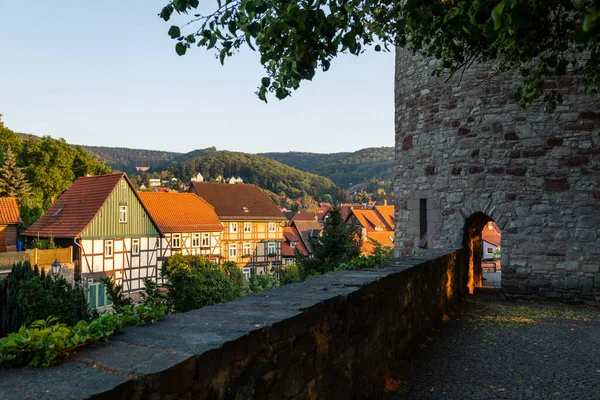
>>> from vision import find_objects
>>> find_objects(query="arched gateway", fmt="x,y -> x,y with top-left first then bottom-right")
394,49 -> 600,303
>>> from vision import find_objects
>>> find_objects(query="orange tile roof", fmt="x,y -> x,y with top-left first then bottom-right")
282,226 -> 308,257
373,205 -> 395,230
190,182 -> 286,221
23,173 -> 151,238
361,232 -> 395,255
0,197 -> 22,224
138,192 -> 223,234
350,209 -> 390,233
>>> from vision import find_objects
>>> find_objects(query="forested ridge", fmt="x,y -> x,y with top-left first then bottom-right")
169,150 -> 337,200
262,147 -> 394,188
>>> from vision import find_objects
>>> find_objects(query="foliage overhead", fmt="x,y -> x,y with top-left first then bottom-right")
162,0 -> 600,107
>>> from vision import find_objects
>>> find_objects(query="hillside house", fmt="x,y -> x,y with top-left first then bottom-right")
0,198 -> 22,252
282,226 -> 308,265
23,174 -> 161,305
148,179 -> 161,187
190,173 -> 204,182
346,205 -> 395,255
138,192 -> 223,275
290,220 -> 323,258
190,182 -> 286,276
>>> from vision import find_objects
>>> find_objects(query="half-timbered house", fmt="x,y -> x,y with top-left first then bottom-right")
138,192 -> 223,276
23,173 -> 161,304
189,182 -> 286,277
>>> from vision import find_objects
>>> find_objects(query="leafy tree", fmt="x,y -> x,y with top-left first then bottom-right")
297,206 -> 360,277
0,115 -> 22,158
162,1 -> 600,108
334,188 -> 352,204
248,272 -> 280,294
71,146 -> 111,179
320,193 -> 332,203
354,191 -> 370,204
0,147 -> 29,203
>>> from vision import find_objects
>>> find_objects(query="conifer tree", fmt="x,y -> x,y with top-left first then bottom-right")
0,146 -> 29,203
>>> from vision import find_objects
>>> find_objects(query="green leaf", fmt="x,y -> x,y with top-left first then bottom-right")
168,26 -> 181,39
583,13 -> 597,33
374,44 -> 381,52
444,8 -> 461,23
175,42 -> 187,56
261,77 -> 270,87
491,1 -> 505,30
219,48 -> 227,64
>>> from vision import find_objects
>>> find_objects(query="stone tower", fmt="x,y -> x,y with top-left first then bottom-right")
394,49 -> 600,302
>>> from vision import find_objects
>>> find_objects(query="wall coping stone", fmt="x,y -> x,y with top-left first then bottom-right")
0,248 -> 461,400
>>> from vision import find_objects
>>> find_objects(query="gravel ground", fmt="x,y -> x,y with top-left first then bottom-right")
385,292 -> 600,400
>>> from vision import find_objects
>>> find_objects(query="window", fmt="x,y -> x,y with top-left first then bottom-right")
132,239 -> 140,255
120,180 -> 126,189
487,247 -> 494,254
290,241 -> 296,248
268,222 -> 276,232
201,233 -> 210,248
242,267 -> 251,280
244,222 -> 252,233
419,199 -> 428,249
119,205 -> 127,223
267,242 -> 276,255
243,243 -> 252,256
88,282 -> 113,309
285,258 -> 294,265
51,205 -> 65,218
230,222 -> 238,233
104,240 -> 113,257
192,233 -> 200,248
172,234 -> 181,248
229,244 -> 237,258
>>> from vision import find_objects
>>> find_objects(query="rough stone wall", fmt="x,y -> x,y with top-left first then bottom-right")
394,49 -> 600,302
1,249 -> 465,400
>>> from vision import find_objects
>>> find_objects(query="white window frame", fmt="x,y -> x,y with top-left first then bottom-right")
243,243 -> 252,256
230,222 -> 238,233
244,222 -> 252,233
285,258 -> 294,265
242,267 -> 251,280
268,222 -> 276,232
201,233 -> 210,248
229,243 -> 237,258
192,233 -> 200,248
132,239 -> 140,255
290,241 -> 296,248
104,240 -> 113,257
119,205 -> 127,223
267,242 -> 276,255
172,233 -> 181,248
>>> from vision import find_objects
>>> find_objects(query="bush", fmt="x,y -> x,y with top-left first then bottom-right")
280,264 -> 302,285
335,240 -> 393,271
248,272 -> 280,294
161,254 -> 244,313
100,275 -> 133,313
0,262 -> 93,337
0,301 -> 167,367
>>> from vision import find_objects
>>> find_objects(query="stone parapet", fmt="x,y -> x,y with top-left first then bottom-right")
0,249 -> 464,400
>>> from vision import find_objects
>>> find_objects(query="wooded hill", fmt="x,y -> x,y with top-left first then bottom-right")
168,150 -> 337,200
261,147 -> 394,188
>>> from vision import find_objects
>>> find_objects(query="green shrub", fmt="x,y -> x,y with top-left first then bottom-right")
100,275 -> 133,313
280,264 -> 301,285
0,301 -> 167,368
248,272 -> 280,294
335,240 -> 393,271
161,254 -> 244,313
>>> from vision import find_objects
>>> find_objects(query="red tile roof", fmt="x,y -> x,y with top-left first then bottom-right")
190,182 -> 286,221
138,192 -> 223,234
482,222 -> 501,247
23,174 -> 157,239
282,226 -> 308,257
0,198 -> 22,224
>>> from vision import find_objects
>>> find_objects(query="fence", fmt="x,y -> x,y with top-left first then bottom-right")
29,247 -> 73,266
0,250 -> 30,275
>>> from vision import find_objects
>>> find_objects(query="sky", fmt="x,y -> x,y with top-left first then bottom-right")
0,1 -> 395,154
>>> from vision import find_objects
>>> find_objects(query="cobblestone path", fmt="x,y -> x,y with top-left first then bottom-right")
386,291 -> 600,400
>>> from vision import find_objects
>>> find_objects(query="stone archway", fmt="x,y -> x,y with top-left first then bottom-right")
463,212 -> 495,293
